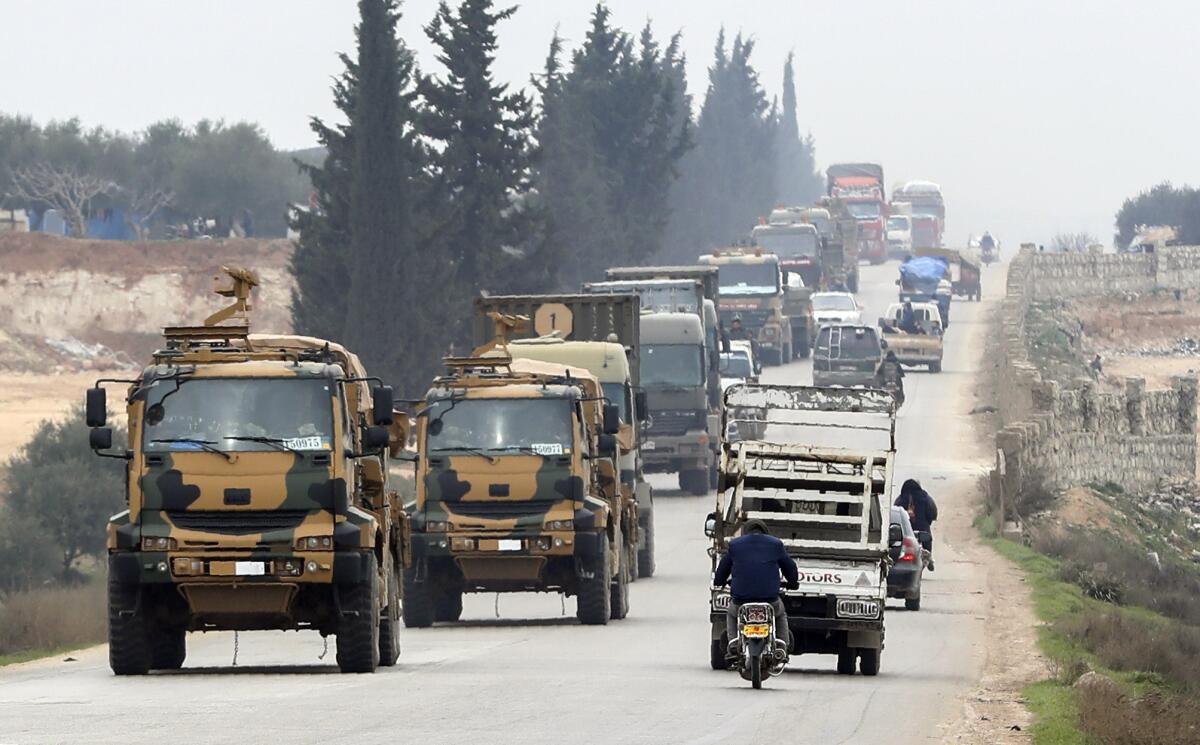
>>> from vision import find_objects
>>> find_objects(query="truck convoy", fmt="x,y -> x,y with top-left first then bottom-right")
87,268 -> 405,675
827,163 -> 887,265
707,384 -> 895,676
699,248 -> 793,366
403,314 -> 635,626
891,181 -> 946,249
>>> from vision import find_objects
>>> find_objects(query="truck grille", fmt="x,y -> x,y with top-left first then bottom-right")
648,411 -> 702,437
444,500 -> 555,520
164,510 -> 309,535
720,309 -> 770,329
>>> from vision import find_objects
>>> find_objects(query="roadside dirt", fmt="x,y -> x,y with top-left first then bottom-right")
941,280 -> 1047,745
0,371 -> 98,465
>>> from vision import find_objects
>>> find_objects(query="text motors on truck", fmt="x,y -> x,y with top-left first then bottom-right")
472,292 -> 657,578
87,268 -> 405,675
699,249 -> 794,366
403,318 -> 635,626
706,384 -> 897,676
827,163 -> 887,265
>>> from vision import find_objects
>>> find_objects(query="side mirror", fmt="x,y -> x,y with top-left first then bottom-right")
603,404 -> 620,435
597,433 -> 618,458
888,524 -> 904,545
363,425 -> 390,451
703,511 -> 721,538
634,390 -> 649,422
372,386 -> 394,425
90,426 -> 113,451
86,387 -> 107,427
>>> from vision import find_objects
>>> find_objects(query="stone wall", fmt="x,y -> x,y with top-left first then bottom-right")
993,247 -> 1200,506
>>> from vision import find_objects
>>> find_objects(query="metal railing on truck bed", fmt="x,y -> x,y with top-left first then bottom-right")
717,384 -> 895,559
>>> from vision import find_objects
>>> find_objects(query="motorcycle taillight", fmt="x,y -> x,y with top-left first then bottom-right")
741,605 -> 770,623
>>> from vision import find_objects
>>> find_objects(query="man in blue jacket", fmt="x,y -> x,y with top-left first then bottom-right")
896,478 -> 938,570
714,519 -> 799,655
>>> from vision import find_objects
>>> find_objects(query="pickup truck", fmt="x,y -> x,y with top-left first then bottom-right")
879,302 -> 945,373
706,384 -> 895,676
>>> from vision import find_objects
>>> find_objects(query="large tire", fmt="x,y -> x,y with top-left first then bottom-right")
609,537 -> 630,620
859,647 -> 881,676
402,565 -> 435,628
378,559 -> 401,667
796,333 -> 811,359
710,634 -> 730,670
905,590 -> 921,612
107,569 -> 150,676
336,552 -> 380,674
637,509 -> 656,579
751,652 -> 763,689
848,271 -> 860,294
836,649 -> 856,675
434,587 -> 463,623
149,627 -> 186,671
929,361 -> 942,373
576,533 -> 611,625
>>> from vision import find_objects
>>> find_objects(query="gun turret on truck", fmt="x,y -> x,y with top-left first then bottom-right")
87,267 -> 405,675
706,384 -> 896,676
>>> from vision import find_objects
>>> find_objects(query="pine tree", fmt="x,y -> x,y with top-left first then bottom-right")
420,0 -> 537,308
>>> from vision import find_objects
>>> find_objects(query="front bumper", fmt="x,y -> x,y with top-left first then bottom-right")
641,434 -> 713,471
887,562 -> 922,597
108,549 -> 369,586
813,370 -> 877,387
410,529 -> 603,561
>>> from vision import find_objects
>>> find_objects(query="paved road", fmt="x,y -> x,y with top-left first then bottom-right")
0,262 -> 999,745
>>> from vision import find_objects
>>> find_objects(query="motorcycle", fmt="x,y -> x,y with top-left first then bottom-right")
732,602 -> 788,689
883,379 -> 905,408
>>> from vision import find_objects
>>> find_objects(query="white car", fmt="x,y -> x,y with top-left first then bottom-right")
719,349 -> 756,392
811,292 -> 863,326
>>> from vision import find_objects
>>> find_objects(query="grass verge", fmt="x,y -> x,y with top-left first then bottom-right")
982,526 -> 1200,744
0,582 -> 106,665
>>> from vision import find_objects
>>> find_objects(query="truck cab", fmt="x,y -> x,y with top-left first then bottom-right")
886,214 -> 912,259
404,345 -> 632,627
699,249 -> 794,366
87,268 -> 402,675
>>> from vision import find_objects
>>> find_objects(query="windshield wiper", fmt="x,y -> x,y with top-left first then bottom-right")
488,445 -> 557,456
429,446 -> 498,464
224,435 -> 302,455
149,438 -> 235,463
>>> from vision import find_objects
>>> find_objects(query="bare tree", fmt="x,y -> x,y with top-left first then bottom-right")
1050,231 -> 1100,253
7,163 -> 117,238
122,186 -> 175,239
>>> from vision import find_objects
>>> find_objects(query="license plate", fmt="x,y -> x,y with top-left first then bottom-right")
643,441 -> 656,450
712,593 -> 731,611
836,598 -> 879,619
235,561 -> 267,576
741,624 -> 771,638
497,539 -> 522,552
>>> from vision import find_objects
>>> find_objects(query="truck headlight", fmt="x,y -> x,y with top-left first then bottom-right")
142,537 -> 177,551
426,521 -> 450,533
294,536 -> 334,550
546,519 -> 573,531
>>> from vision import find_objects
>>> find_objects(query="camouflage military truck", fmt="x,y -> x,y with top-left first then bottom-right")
402,315 -> 633,626
473,294 -> 654,577
86,268 -> 404,675
699,249 -> 794,365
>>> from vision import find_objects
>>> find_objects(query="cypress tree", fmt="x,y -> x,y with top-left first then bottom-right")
420,0 -> 537,313
775,52 -> 822,206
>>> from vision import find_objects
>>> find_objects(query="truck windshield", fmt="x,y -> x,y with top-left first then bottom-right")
143,378 -> 335,452
753,231 -> 818,256
887,217 -> 910,231
716,262 -> 778,290
425,398 -> 573,453
815,328 -> 880,359
643,344 -> 704,387
846,202 -> 881,219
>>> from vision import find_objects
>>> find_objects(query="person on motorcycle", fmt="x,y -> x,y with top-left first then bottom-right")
714,519 -> 798,656
980,232 -> 995,250
877,350 -> 905,405
895,479 -> 938,570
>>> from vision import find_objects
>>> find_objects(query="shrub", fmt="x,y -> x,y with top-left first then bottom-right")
0,583 -> 106,657
1061,610 -> 1200,691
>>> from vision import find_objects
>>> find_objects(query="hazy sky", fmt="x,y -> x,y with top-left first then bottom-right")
6,0 -> 1199,246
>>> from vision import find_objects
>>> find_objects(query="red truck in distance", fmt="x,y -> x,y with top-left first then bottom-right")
826,163 -> 887,265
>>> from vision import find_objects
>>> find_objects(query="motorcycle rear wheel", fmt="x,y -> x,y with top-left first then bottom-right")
751,653 -> 763,689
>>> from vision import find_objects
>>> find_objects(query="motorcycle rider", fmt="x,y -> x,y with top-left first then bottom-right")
877,350 -> 905,405
714,519 -> 798,658
895,479 -> 938,571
